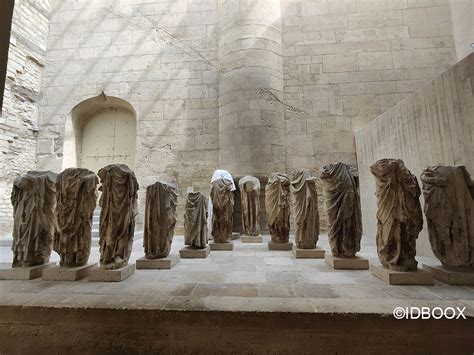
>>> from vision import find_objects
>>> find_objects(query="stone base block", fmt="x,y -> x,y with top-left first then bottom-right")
268,241 -> 293,251
422,263 -> 474,285
210,242 -> 233,251
242,235 -> 263,243
89,263 -> 135,282
136,255 -> 180,270
293,246 -> 325,259
325,255 -> 369,270
179,246 -> 210,258
370,264 -> 434,285
229,232 -> 240,240
42,263 -> 97,281
0,262 -> 56,280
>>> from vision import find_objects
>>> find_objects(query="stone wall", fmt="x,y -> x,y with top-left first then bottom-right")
355,53 -> 474,257
449,0 -> 474,61
0,0 -> 50,234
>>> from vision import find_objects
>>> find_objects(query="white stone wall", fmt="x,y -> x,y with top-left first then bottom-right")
449,0 -> 474,61
0,0 -> 50,234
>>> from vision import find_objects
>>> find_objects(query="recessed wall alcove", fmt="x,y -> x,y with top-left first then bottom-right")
62,92 -> 137,173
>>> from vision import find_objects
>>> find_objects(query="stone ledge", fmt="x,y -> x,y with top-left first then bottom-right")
136,255 -> 180,270
0,262 -> 56,280
370,264 -> 434,285
293,246 -> 325,259
422,263 -> 474,285
268,241 -> 293,251
325,254 -> 369,270
242,235 -> 263,243
210,242 -> 233,251
42,263 -> 97,281
179,246 -> 210,258
89,264 -> 135,282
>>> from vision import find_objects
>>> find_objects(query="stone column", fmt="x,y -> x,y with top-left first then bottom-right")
217,0 -> 285,176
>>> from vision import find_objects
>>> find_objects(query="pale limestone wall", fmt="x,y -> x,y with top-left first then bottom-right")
0,0 -> 50,234
355,53 -> 474,257
448,0 -> 474,61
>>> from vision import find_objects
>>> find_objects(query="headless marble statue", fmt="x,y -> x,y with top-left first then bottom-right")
265,173 -> 291,243
184,191 -> 208,248
210,178 -> 234,243
239,176 -> 260,236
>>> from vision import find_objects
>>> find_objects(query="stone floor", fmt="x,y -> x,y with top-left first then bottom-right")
0,235 -> 473,316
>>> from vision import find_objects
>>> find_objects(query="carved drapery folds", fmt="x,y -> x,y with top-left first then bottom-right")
266,173 -> 290,243
54,168 -> 98,267
321,162 -> 362,257
370,159 -> 423,272
11,171 -> 57,267
421,165 -> 474,268
290,170 -> 319,249
97,164 -> 139,270
239,176 -> 260,236
143,181 -> 178,259
184,192 -> 208,248
210,178 -> 234,243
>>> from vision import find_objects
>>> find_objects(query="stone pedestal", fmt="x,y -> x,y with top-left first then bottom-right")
0,262 -> 56,280
292,246 -> 325,259
325,255 -> 369,270
136,255 -> 180,270
242,235 -> 263,243
422,263 -> 474,285
230,232 -> 240,240
210,242 -> 234,251
42,263 -> 97,281
89,264 -> 135,282
370,264 -> 434,285
268,241 -> 293,251
179,246 -> 210,258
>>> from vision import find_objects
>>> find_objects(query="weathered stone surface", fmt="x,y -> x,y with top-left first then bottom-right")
290,170 -> 319,249
0,262 -> 56,280
230,232 -> 240,240
265,173 -> 291,243
421,165 -> 474,268
42,263 -> 97,281
422,263 -> 474,285
143,181 -> 178,259
11,171 -> 57,268
370,159 -> 423,272
97,164 -> 139,270
210,241 -> 233,251
54,168 -> 98,267
325,255 -> 369,270
184,191 -> 208,249
89,263 -> 135,282
321,162 -> 362,258
268,241 -> 293,251
238,176 -> 260,236
242,235 -> 263,243
370,264 -> 434,285
292,246 -> 325,259
179,245 -> 210,258
210,178 -> 234,243
136,255 -> 180,270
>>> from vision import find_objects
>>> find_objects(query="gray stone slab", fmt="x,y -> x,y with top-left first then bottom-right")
179,246 -> 210,258
136,255 -> 180,270
0,262 -> 56,280
292,246 -> 325,259
325,254 -> 369,270
42,263 -> 97,281
422,263 -> 474,285
370,264 -> 434,285
89,264 -> 135,282
268,241 -> 293,251
210,242 -> 233,251
242,235 -> 263,243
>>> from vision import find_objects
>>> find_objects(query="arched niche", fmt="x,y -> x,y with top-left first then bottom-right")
62,92 -> 137,173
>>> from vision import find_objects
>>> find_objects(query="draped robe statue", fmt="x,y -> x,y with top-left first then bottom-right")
321,162 -> 362,257
143,181 -> 178,259
54,168 -> 98,267
97,164 -> 139,270
265,173 -> 291,243
421,165 -> 474,268
184,191 -> 208,248
210,178 -> 234,243
370,159 -> 423,272
239,176 -> 260,236
290,170 -> 319,249
11,171 -> 57,267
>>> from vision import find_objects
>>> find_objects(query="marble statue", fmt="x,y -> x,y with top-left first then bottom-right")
291,170 -> 319,249
184,191 -> 208,248
208,170 -> 236,237
421,165 -> 474,268
210,178 -> 234,243
11,171 -> 57,267
97,164 -> 139,270
321,162 -> 362,257
370,159 -> 423,272
143,181 -> 178,259
54,168 -> 98,267
265,173 -> 291,243
238,176 -> 260,236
